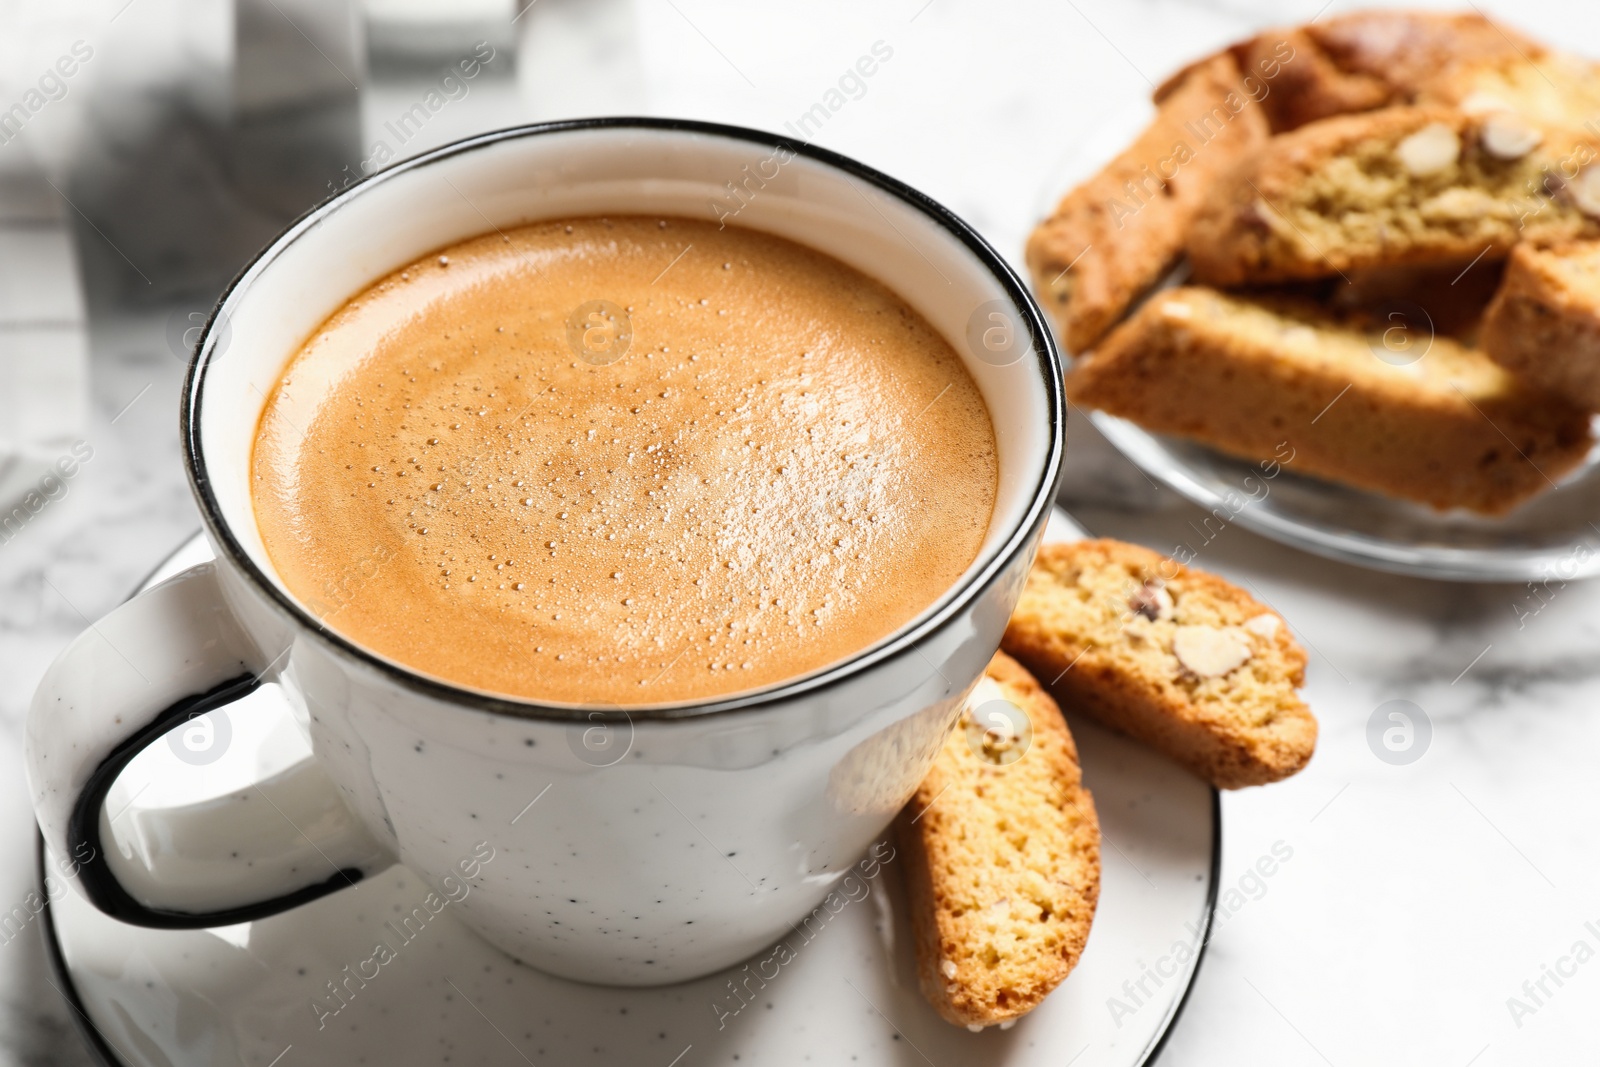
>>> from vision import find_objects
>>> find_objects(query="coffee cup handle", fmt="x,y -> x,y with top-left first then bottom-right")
26,561 -> 392,927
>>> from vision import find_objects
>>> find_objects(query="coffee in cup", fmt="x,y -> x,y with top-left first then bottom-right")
252,215 -> 999,704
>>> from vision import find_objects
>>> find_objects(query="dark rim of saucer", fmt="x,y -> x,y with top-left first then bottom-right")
181,116 -> 1066,723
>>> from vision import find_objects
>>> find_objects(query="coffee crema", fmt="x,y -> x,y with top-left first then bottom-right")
252,216 -> 997,704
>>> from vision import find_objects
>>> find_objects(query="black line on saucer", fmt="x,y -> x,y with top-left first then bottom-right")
1135,786 -> 1223,1065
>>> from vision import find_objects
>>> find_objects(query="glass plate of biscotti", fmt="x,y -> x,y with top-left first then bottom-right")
1029,9 -> 1600,581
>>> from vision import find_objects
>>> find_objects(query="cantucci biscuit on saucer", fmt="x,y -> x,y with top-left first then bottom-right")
898,652 -> 1100,1029
1003,539 -> 1316,789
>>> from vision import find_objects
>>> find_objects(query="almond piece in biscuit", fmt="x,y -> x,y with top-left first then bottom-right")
1065,285 -> 1594,515
1026,53 -> 1267,353
898,651 -> 1100,1029
1002,540 -> 1316,790
1482,240 -> 1600,411
1187,106 -> 1600,287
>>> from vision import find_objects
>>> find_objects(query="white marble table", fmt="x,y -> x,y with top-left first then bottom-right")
3,1 -> 1599,1064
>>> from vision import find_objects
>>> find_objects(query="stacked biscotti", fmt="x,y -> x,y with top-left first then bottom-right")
1030,8 -> 1600,515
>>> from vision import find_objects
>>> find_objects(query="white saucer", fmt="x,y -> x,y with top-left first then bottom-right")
41,510 -> 1219,1067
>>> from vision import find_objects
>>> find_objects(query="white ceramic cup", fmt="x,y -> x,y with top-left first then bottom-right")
26,119 -> 1064,986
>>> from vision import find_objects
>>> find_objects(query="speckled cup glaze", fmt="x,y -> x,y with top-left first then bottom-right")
26,119 -> 1064,985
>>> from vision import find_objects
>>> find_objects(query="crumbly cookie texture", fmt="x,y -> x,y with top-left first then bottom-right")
1159,10 -> 1544,133
1026,53 -> 1267,353
1482,240 -> 1600,411
898,652 -> 1101,1029
1187,106 -> 1600,287
1065,287 -> 1594,515
1002,540 -> 1316,790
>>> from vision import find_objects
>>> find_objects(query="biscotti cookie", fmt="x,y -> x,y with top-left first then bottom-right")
1418,51 -> 1600,134
1326,258 -> 1507,341
1002,539 -> 1315,790
1188,106 -> 1600,287
1027,53 -> 1267,353
1066,286 -> 1594,514
898,652 -> 1100,1029
1223,23 -> 1387,133
1482,240 -> 1600,410
1304,10 -> 1543,114
1160,10 -> 1544,133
